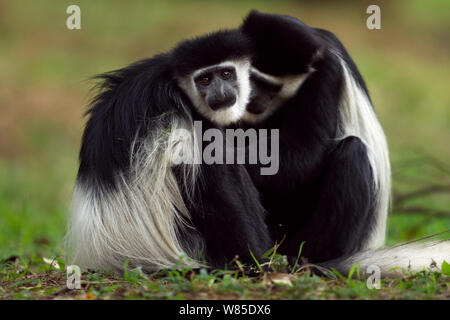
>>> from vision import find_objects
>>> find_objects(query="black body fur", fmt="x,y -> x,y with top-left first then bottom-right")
241,11 -> 378,263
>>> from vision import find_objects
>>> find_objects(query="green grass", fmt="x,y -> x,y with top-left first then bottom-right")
0,0 -> 449,299
1,256 -> 449,300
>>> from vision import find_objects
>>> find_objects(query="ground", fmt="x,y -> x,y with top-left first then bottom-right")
1,255 -> 449,300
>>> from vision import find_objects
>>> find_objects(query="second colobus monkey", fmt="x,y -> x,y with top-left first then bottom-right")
240,11 -> 449,276
66,30 -> 273,272
241,10 -> 387,262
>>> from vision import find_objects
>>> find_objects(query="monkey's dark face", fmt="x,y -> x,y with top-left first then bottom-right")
177,59 -> 251,126
243,67 -> 310,123
194,66 -> 238,111
247,70 -> 282,115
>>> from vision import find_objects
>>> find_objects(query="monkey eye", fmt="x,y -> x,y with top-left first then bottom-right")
220,70 -> 232,80
198,76 -> 211,86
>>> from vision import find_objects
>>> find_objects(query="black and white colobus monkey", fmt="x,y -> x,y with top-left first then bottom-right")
240,11 -> 449,275
67,11 -> 449,275
66,30 -> 273,271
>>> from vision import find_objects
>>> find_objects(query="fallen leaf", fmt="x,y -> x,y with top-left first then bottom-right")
43,257 -> 60,269
85,292 -> 96,300
263,272 -> 293,287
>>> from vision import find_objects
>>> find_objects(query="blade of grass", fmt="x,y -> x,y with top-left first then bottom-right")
248,247 -> 262,272
330,267 -> 346,281
290,241 -> 305,274
348,264 -> 356,280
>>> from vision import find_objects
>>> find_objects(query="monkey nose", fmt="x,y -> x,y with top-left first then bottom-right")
208,96 -> 236,110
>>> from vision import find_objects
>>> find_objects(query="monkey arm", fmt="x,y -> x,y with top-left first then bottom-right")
180,163 -> 273,269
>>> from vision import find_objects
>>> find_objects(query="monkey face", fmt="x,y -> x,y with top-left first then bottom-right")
247,70 -> 282,115
177,58 -> 251,126
194,66 -> 238,111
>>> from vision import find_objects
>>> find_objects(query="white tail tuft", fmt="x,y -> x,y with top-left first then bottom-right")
323,237 -> 450,278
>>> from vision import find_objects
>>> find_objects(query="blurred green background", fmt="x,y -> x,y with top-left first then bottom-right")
0,0 -> 449,261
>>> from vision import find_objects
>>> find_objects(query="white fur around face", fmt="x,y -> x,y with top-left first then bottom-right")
177,59 -> 251,126
242,67 -> 311,123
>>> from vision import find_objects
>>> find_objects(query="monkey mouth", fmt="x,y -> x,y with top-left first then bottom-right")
208,96 -> 237,111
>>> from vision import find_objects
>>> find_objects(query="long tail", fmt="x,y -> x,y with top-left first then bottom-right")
320,235 -> 450,278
